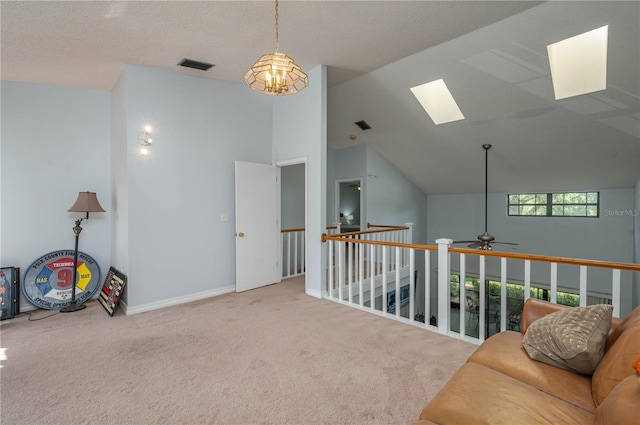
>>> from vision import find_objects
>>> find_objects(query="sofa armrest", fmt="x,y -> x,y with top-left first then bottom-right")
521,298 -> 622,335
520,298 -> 568,334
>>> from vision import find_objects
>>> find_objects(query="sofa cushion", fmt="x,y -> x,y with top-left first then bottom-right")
419,362 -> 594,425
592,305 -> 640,405
593,374 -> 640,425
521,304 -> 612,375
468,331 -> 596,412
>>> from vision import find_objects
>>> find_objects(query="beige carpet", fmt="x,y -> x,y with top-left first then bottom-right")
0,276 -> 475,425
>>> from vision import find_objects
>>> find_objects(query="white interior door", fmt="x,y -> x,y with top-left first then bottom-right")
235,161 -> 281,292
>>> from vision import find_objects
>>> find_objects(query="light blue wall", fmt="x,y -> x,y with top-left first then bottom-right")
366,147 -> 429,244
0,81 -> 111,311
110,72 -> 129,280
273,65 -> 327,298
117,66 -> 273,311
327,145 -> 367,226
281,163 -> 305,229
427,189 -> 636,315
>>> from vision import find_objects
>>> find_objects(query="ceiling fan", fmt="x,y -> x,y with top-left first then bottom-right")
453,144 -> 518,251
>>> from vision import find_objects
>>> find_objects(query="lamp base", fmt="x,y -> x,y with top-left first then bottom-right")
60,301 -> 87,313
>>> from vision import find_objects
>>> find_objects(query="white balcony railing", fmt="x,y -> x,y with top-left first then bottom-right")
281,225 -> 342,279
322,230 -> 640,344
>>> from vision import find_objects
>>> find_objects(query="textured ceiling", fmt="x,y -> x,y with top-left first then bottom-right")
1,1 -> 541,90
1,1 -> 638,195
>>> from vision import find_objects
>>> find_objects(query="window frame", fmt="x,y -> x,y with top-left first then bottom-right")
507,191 -> 599,218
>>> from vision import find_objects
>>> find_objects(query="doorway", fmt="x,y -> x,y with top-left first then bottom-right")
278,159 -> 307,291
336,178 -> 362,232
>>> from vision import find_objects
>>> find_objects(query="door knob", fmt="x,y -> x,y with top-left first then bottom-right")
236,232 -> 245,237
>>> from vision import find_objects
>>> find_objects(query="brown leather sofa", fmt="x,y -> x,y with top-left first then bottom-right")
415,298 -> 640,425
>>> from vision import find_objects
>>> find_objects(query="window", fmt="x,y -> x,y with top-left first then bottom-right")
508,192 -> 599,217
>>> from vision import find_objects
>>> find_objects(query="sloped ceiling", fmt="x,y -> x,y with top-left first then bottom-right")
1,1 -> 638,195
329,1 -> 640,194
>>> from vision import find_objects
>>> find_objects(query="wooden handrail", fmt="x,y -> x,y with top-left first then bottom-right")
332,227 -> 410,237
367,223 -> 407,229
448,246 -> 640,272
281,228 -> 305,233
282,226 -> 337,233
322,234 -> 640,272
322,234 -> 437,251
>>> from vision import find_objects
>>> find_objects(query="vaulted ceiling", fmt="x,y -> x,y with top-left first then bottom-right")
2,1 -> 638,195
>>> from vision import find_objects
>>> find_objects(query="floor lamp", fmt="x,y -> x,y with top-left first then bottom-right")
61,191 -> 105,313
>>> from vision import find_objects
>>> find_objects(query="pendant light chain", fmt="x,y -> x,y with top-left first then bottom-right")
274,0 -> 279,52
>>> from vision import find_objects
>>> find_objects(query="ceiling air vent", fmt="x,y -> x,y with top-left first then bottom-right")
355,120 -> 372,130
178,58 -> 214,71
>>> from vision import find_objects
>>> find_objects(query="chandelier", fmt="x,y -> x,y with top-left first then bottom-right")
244,0 -> 308,95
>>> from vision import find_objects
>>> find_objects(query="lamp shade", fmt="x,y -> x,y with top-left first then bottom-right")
68,192 -> 105,213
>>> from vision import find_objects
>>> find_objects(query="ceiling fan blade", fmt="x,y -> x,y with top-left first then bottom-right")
452,240 -> 479,244
493,241 -> 519,245
468,242 -> 482,249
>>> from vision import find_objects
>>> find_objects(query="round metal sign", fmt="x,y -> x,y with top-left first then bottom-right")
22,250 -> 102,310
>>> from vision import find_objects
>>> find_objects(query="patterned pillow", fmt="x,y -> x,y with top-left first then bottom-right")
522,304 -> 613,375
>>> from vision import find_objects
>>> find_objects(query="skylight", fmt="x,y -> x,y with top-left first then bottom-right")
547,25 -> 608,100
410,79 -> 465,125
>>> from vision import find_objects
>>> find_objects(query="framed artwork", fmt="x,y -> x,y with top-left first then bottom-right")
1,267 -> 20,320
99,267 -> 127,317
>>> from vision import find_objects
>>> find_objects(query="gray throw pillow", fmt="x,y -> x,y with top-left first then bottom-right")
521,303 -> 613,375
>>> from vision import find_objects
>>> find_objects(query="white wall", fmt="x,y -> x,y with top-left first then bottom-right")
427,189 -> 636,315
273,65 -> 327,298
117,66 -> 273,312
1,81 -> 111,311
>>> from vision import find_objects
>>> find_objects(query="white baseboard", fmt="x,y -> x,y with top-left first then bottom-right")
122,285 -> 235,315
305,287 -> 323,299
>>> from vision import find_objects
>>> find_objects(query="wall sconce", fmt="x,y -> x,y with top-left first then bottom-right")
137,125 -> 153,156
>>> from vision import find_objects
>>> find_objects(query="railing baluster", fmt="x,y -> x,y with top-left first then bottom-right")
579,266 -> 587,307
436,239 -> 452,334
524,260 -> 531,302
348,236 -> 353,304
479,255 -> 486,341
425,250 -> 430,328
612,269 -> 621,317
460,253 -> 466,338
550,262 -> 558,303
500,257 -> 507,332
409,248 -> 415,323
328,235 -> 334,299
395,246 -> 401,319
382,246 -> 388,314
293,232 -> 298,276
338,241 -> 344,302
359,239 -> 364,308
370,242 -> 375,312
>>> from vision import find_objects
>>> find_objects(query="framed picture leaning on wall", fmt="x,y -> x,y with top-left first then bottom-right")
0,267 -> 20,320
